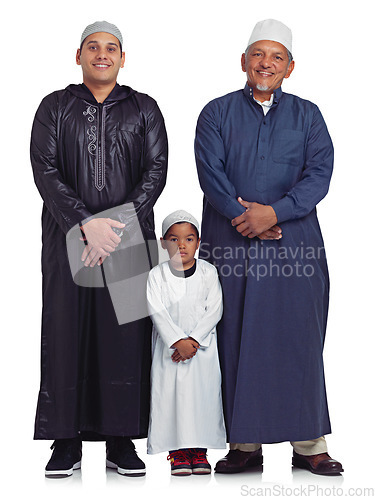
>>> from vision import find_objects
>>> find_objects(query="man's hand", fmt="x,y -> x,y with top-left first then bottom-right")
231,197 -> 278,238
258,225 -> 282,240
80,218 -> 125,267
171,338 -> 200,363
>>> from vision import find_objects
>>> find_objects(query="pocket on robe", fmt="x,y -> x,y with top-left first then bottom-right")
272,130 -> 305,166
115,124 -> 144,162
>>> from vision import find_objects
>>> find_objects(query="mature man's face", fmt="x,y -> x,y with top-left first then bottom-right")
76,32 -> 125,87
241,40 -> 294,101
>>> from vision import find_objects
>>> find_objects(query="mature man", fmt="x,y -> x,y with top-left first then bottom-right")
195,19 -> 342,475
31,21 -> 168,477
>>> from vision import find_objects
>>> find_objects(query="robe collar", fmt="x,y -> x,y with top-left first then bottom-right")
66,82 -> 135,104
168,259 -> 197,278
243,83 -> 283,108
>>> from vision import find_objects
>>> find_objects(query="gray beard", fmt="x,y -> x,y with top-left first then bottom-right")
256,83 -> 270,91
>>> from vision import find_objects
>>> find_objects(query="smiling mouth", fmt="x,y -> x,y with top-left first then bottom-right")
257,71 -> 273,77
93,64 -> 111,68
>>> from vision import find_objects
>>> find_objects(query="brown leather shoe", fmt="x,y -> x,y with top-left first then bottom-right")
292,451 -> 343,475
215,448 -> 263,474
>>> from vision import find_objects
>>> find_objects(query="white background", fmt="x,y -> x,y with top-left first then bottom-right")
1,0 -> 374,498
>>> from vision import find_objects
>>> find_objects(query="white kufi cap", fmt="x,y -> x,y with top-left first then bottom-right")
246,19 -> 292,54
162,210 -> 200,237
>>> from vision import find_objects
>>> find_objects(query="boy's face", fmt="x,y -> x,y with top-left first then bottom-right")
161,222 -> 200,270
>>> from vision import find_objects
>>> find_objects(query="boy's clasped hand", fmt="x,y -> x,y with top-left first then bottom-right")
171,338 -> 199,362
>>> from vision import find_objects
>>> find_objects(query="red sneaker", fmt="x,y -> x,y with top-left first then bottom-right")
167,450 -> 192,476
189,449 -> 211,475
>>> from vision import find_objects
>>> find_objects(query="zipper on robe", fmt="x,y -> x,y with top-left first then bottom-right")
95,104 -> 106,191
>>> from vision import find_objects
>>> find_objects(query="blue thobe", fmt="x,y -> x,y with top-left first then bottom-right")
194,84 -> 333,444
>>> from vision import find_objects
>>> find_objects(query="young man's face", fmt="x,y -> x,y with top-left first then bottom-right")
76,32 -> 125,87
161,222 -> 200,270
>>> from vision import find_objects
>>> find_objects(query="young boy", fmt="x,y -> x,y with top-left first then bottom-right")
146,210 -> 226,475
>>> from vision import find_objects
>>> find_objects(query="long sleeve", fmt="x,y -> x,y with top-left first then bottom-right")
270,106 -> 334,223
116,101 -> 168,232
188,266 -> 223,348
195,102 -> 244,221
30,93 -> 92,234
147,269 -> 188,349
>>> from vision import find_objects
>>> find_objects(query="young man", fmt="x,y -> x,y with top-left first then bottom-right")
31,21 -> 168,477
195,19 -> 343,475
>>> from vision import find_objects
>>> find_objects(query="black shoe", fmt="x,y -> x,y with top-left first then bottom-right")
215,448 -> 263,474
45,437 -> 82,478
106,437 -> 146,476
292,451 -> 344,476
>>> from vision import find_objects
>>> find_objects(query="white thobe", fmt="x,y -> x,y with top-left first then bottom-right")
146,259 -> 227,454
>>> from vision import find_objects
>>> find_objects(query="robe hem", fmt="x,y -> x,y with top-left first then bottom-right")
34,427 -> 148,440
147,443 -> 227,455
227,426 -> 332,445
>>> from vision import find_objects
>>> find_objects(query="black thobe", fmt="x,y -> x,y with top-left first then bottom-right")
31,83 -> 168,439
